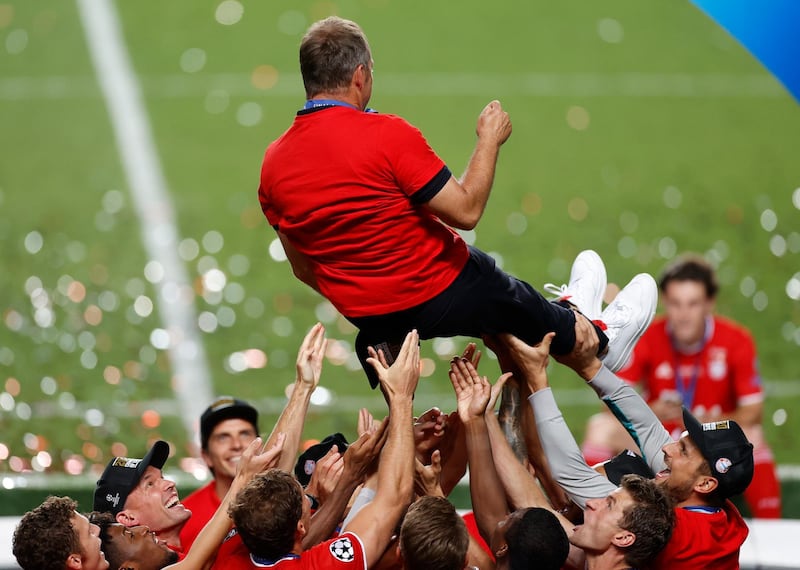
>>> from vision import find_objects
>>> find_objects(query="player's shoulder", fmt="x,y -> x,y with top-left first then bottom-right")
712,315 -> 754,342
181,480 -> 215,506
303,532 -> 364,567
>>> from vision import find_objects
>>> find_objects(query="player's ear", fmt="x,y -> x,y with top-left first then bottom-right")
694,475 -> 719,496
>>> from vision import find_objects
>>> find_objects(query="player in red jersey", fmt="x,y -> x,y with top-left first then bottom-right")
259,16 -> 657,390
179,397 -> 260,553
582,254 -> 781,518
228,330 -> 420,569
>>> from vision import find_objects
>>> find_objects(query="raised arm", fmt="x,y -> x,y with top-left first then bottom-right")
163,436 -> 285,570
303,418 -> 388,549
500,332 -> 617,509
448,357 -> 510,544
425,101 -> 511,230
343,330 -> 419,568
555,315 -> 671,473
265,322 -> 328,473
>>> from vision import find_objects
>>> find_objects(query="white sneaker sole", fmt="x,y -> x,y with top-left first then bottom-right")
602,273 -> 657,372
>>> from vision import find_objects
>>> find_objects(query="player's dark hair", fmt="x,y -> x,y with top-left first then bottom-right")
659,254 -> 718,299
506,507 -> 570,570
13,496 -> 82,570
300,16 -> 371,98
229,469 -> 303,560
618,474 -> 676,568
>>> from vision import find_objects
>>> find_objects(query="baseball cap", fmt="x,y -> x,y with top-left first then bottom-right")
294,432 -> 349,486
93,440 -> 170,514
682,408 -> 754,498
602,449 -> 656,486
200,396 -> 259,450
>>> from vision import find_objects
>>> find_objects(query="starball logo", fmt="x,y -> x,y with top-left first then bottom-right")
106,493 -> 121,508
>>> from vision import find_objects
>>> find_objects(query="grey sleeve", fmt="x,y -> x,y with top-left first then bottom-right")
587,365 -> 670,474
529,388 -> 617,509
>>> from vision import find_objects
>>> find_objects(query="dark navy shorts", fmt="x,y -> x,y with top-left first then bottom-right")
348,246 -> 607,389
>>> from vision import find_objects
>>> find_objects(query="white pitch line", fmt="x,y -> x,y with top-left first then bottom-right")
76,0 -> 213,445
0,71 -> 787,100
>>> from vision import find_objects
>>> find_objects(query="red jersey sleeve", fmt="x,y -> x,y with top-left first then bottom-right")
727,324 -> 764,406
377,116 -> 446,197
304,532 -> 367,569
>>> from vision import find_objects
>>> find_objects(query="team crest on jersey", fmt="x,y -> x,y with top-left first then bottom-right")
329,536 -> 355,562
708,348 -> 727,380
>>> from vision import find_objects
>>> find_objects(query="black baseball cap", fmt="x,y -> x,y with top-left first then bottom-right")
93,440 -> 170,514
294,433 -> 349,486
200,397 -> 259,450
602,449 -> 656,486
683,408 -> 754,498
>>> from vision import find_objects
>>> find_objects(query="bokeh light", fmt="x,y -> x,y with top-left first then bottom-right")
215,0 -> 244,25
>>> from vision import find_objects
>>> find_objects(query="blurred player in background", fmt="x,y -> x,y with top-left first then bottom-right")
582,254 -> 781,518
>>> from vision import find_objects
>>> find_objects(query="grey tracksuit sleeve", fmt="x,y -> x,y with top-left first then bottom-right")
587,365 -> 670,475
529,388 -> 617,509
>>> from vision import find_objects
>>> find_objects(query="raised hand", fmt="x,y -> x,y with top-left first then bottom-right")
477,99 -> 512,147
498,332 -> 554,392
236,433 -> 285,482
460,342 -> 482,370
366,329 -> 420,401
305,446 -> 344,506
296,322 -> 328,388
449,357 -> 493,423
357,407 -> 380,437
414,407 -> 447,460
552,313 -> 602,379
414,449 -> 444,498
344,416 -> 389,483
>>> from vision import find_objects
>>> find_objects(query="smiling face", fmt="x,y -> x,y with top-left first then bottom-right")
569,487 -> 636,554
202,418 -> 258,482
71,512 -> 109,570
103,524 -> 178,570
655,432 -> 714,504
117,466 -> 190,540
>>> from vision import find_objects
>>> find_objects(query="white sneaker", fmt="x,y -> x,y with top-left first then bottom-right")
544,250 -> 607,321
599,273 -> 657,372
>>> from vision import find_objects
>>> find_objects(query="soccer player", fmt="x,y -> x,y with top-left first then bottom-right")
13,496 -> 109,570
503,314 -> 754,569
228,330 -> 420,569
583,254 -> 781,518
448,353 -> 672,570
179,397 -> 260,551
258,16 -> 655,390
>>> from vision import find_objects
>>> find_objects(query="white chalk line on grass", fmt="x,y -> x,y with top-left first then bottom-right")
75,0 -> 213,442
0,71 -> 787,100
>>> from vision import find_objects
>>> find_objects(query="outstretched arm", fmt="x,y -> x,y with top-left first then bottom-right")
555,315 -> 671,473
265,322 -> 328,473
304,418 -> 388,549
500,332 -> 617,509
344,330 -> 420,568
163,436 -> 285,570
448,356 -> 511,544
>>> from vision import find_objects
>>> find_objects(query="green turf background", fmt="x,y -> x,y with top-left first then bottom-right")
1,0 -> 798,515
